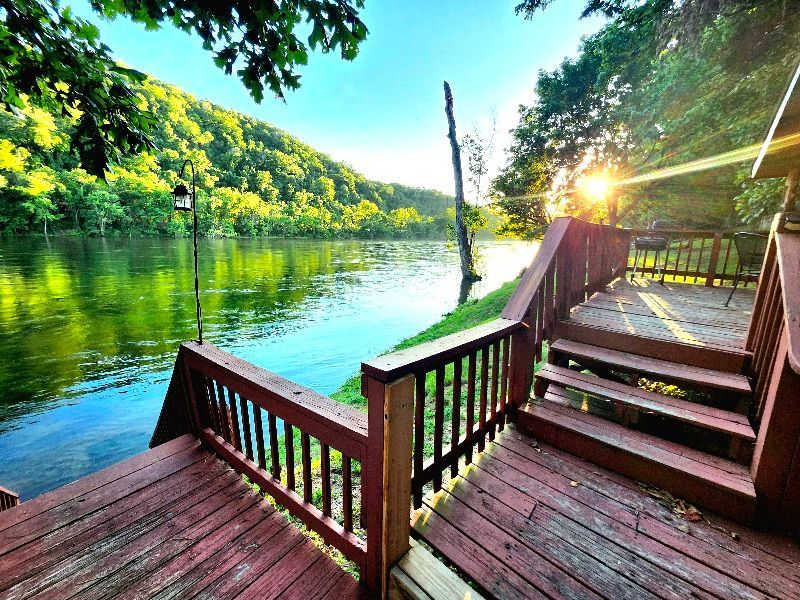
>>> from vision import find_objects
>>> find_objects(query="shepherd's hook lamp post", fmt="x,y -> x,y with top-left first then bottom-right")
172,159 -> 203,344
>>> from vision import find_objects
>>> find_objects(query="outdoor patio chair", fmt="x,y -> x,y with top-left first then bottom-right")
724,232 -> 768,307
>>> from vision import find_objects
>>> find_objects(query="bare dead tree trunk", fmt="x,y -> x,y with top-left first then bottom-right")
444,81 -> 478,282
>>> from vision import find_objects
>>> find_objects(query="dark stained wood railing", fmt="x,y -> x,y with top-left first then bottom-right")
746,213 -> 800,529
361,217 -> 629,515
155,341 -> 414,597
504,217 -> 629,399
626,228 -> 767,286
175,342 -> 370,571
362,318 -> 525,509
0,486 -> 19,512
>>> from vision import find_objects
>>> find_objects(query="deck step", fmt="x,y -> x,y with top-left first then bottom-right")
554,320 -> 750,373
549,339 -> 752,395
535,364 -> 756,442
517,397 -> 757,523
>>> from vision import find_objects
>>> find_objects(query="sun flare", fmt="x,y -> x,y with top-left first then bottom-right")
578,174 -> 614,201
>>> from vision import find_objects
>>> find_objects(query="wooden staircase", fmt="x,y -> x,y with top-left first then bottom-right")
518,338 -> 758,522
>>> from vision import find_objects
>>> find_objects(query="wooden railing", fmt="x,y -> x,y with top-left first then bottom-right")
0,486 -> 19,512
172,342 -> 375,580
361,217 -> 629,515
503,217 -> 629,367
746,213 -> 800,529
626,228 -> 766,286
362,318 -> 525,509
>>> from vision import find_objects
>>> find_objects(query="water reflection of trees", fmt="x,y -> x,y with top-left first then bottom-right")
0,237 -> 375,424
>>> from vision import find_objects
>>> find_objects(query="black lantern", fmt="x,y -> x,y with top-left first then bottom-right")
172,183 -> 193,211
173,159 -> 203,344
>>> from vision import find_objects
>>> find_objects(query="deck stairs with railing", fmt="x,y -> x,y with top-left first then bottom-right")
504,221 -> 766,522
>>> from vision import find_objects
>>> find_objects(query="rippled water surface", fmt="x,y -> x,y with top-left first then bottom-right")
0,237 -> 537,499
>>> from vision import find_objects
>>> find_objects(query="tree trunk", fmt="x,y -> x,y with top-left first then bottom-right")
607,196 -> 618,227
783,168 -> 799,212
43,216 -> 47,236
444,81 -> 479,282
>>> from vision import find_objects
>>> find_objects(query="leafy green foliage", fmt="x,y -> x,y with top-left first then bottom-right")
91,0 -> 367,102
0,0 -> 156,176
1,0 -> 367,177
495,0 -> 798,238
0,78 -> 453,238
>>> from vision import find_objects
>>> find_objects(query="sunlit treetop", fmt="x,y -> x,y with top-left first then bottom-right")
0,0 -> 368,178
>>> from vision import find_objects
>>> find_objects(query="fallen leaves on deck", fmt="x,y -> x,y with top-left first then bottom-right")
638,482 -> 704,523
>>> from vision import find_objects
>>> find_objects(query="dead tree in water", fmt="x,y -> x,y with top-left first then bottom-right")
444,81 -> 480,282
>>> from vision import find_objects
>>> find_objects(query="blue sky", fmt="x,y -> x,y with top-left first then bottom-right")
73,1 -> 604,194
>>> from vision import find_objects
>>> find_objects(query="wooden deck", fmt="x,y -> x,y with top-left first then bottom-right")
0,435 -> 359,600
412,426 -> 800,600
567,278 -> 754,351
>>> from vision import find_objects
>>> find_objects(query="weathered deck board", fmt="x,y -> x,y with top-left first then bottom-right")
412,426 -> 800,600
568,279 -> 754,351
0,435 -> 359,599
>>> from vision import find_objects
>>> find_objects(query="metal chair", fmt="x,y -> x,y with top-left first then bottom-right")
630,221 -> 670,282
724,232 -> 768,307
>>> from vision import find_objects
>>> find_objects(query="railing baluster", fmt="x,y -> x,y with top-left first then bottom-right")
684,234 -> 695,281
721,236 -> 733,281
301,432 -> 312,503
489,341 -> 500,440
478,346 -> 489,452
285,422 -> 296,490
215,381 -> 232,443
499,336 -> 510,430
240,396 -> 254,461
227,388 -> 242,451
694,236 -> 706,283
543,265 -> 554,338
268,413 -> 280,478
465,351 -> 476,465
413,371 -> 425,508
433,365 -> 445,491
342,456 -> 353,532
535,289 -> 544,363
206,377 -> 221,434
253,406 -> 267,470
450,357 -> 462,478
321,443 -> 331,516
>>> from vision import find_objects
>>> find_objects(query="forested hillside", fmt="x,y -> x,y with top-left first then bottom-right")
494,0 -> 800,238
0,78 -> 452,238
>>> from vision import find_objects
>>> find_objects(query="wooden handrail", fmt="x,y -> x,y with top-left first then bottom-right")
181,342 -> 368,456
502,217 -> 574,321
361,318 -> 525,383
745,214 -> 800,530
775,232 -> 800,373
167,341 -> 374,587
0,485 -> 19,512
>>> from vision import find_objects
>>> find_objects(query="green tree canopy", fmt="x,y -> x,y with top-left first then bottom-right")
0,0 -> 367,176
494,0 -> 799,237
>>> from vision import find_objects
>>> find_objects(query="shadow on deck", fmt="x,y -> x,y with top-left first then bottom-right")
0,435 -> 359,600
412,425 -> 800,600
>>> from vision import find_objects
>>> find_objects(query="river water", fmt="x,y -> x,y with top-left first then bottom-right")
0,236 -> 537,499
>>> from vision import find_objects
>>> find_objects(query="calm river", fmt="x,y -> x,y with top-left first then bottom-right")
0,237 -> 536,499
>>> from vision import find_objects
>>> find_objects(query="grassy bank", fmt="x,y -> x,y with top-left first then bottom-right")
331,277 -> 522,409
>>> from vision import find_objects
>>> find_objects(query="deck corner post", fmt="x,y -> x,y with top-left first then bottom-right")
363,371 -> 415,598
508,322 -> 536,417
705,232 -> 723,287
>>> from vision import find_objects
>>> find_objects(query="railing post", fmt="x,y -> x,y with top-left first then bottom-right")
363,372 -> 415,598
508,322 -> 535,418
705,232 -> 722,287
